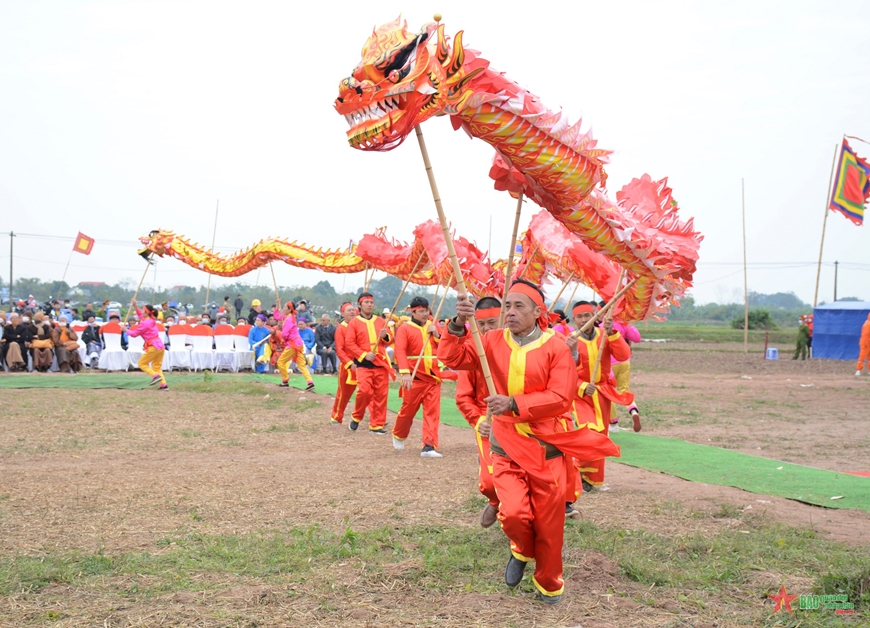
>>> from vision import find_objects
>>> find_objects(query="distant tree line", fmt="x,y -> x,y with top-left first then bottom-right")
1,274 -> 457,319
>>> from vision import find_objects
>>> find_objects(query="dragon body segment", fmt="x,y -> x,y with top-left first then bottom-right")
335,17 -> 702,319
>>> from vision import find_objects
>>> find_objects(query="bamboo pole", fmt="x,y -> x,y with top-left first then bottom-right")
414,125 -> 497,398
590,270 -> 625,381
204,200 -> 219,310
742,179 -> 749,353
498,193 -> 524,327
408,271 -> 453,382
549,272 -> 575,310
269,262 -> 281,309
363,263 -> 371,292
385,249 -> 426,319
516,244 -> 539,281
573,272 -> 635,337
124,257 -> 153,324
565,281 -> 580,312
813,143 -> 840,308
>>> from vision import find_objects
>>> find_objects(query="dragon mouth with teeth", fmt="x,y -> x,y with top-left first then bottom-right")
334,17 -> 472,151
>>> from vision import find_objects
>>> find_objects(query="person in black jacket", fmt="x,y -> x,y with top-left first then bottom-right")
315,314 -> 337,374
234,294 -> 244,321
81,315 -> 102,365
3,314 -> 32,371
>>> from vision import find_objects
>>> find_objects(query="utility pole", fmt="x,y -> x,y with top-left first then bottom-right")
834,260 -> 838,302
8,231 -> 14,305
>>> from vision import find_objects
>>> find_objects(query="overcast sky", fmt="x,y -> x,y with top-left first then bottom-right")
1,0 -> 868,306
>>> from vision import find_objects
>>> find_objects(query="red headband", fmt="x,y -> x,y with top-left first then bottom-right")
508,282 -> 549,329
475,307 -> 501,320
358,295 -> 373,304
340,302 -> 353,312
572,303 -> 595,315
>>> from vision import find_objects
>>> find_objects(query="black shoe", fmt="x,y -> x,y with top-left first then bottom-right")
565,503 -> 579,519
305,382 -> 315,391
505,555 -> 527,587
581,479 -> 595,493
370,427 -> 387,434
537,591 -> 562,605
349,420 -> 359,432
278,382 -> 289,388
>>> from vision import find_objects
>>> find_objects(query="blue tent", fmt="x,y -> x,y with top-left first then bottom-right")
812,302 -> 870,360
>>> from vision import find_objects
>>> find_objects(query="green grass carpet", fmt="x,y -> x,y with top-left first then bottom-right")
611,430 -> 870,512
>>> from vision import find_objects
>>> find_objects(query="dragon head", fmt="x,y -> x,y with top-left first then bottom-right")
335,16 -> 480,151
138,229 -> 175,258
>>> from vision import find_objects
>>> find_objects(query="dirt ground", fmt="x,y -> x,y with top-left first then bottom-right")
1,345 -> 868,627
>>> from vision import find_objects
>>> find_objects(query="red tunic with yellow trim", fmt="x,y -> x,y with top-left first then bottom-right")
344,314 -> 393,372
438,328 -> 619,482
394,320 -> 440,382
334,319 -> 357,385
574,328 -> 633,431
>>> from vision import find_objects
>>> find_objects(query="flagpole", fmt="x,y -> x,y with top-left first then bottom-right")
60,248 -> 74,287
813,143 -> 840,307
204,200 -> 219,311
742,178 -> 749,353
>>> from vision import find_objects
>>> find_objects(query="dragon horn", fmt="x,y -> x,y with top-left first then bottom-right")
435,23 -> 449,64
444,30 -> 464,78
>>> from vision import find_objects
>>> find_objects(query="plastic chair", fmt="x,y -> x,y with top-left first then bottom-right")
213,325 -> 237,372
765,348 -> 779,360
189,325 -> 216,371
126,332 -> 146,369
233,324 -> 255,371
166,324 -> 192,371
97,322 -> 128,371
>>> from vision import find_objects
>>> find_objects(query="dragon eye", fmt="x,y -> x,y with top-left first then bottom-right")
388,70 -> 401,83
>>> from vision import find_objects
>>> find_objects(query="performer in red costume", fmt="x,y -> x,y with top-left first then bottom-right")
392,296 -> 443,457
565,301 -> 632,490
344,292 -> 393,433
439,280 -> 619,604
330,302 -> 358,424
453,296 -> 502,527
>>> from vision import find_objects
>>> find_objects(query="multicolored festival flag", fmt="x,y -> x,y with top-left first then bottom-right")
829,139 -> 870,226
73,232 -> 95,255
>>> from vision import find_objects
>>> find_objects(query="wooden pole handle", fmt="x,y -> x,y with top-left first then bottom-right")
573,274 -> 637,337
516,244 -> 539,281
415,125 -> 497,398
549,272 -> 575,310
498,193 -> 524,327
124,257 -> 152,324
269,262 -> 281,309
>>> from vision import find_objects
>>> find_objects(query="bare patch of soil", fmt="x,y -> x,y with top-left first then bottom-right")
1,356 -> 868,626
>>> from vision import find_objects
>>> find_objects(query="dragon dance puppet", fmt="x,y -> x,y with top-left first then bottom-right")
333,16 -> 702,321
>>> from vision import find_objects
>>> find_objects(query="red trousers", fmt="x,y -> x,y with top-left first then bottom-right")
351,367 -> 389,430
577,400 -> 612,486
393,379 -> 441,448
474,420 -> 498,507
330,364 -> 358,423
493,453 -> 566,598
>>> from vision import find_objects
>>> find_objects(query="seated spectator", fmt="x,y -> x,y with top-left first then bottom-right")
81,302 -> 96,321
52,316 -> 83,373
237,317 -> 247,326
296,300 -> 315,325
315,314 -> 337,374
298,319 -> 318,371
102,313 -> 128,350
247,299 -> 263,325
215,314 -> 230,326
30,312 -> 55,372
60,300 -> 73,321
3,313 -> 31,371
81,315 -> 102,365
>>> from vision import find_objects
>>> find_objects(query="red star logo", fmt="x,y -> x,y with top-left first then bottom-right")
769,584 -> 798,613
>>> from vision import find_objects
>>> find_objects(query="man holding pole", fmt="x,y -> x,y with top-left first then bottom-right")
566,301 -> 632,490
330,302 -> 358,425
453,296 -> 502,527
392,296 -> 443,457
439,280 -> 618,604
344,292 -> 393,434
